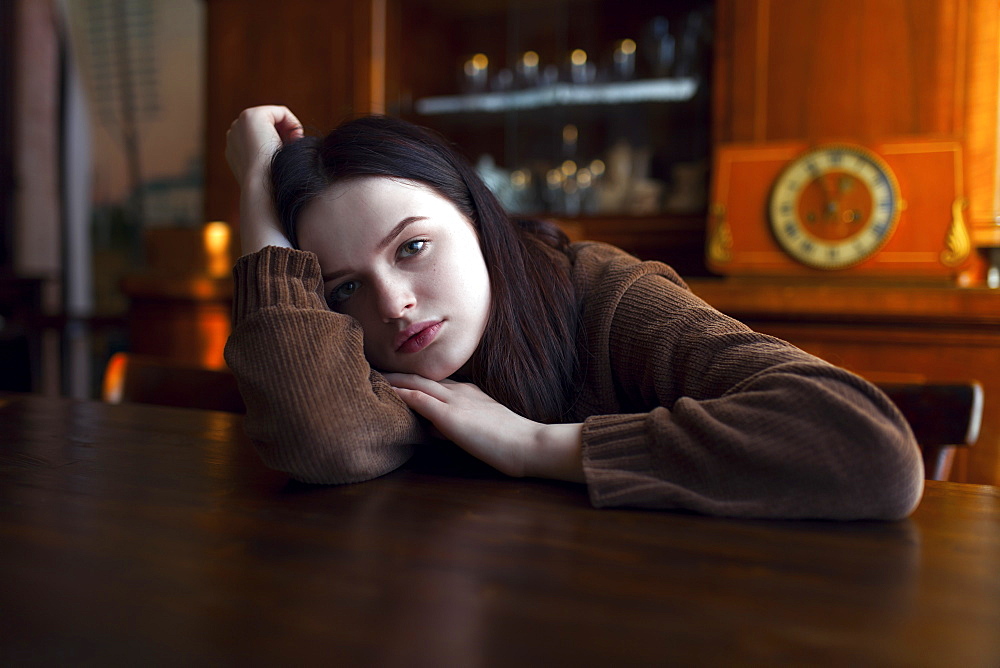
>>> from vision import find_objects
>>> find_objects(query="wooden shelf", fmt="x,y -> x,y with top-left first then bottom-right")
686,278 -> 1000,327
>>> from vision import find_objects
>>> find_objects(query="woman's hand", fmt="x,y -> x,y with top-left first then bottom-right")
226,105 -> 303,188
225,106 -> 304,255
385,373 -> 585,483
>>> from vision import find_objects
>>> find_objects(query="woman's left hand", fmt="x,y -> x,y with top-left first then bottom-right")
384,373 -> 585,483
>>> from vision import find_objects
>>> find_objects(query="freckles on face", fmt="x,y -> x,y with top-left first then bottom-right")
295,177 -> 492,380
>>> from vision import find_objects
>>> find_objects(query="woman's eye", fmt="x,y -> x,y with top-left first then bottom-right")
399,239 -> 426,258
329,280 -> 359,304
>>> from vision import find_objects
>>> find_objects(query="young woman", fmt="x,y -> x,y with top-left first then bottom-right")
223,105 -> 924,519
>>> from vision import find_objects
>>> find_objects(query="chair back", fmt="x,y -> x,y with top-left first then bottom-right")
876,381 -> 983,481
102,352 -> 245,413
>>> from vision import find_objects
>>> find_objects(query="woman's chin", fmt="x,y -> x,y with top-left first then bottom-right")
412,364 -> 459,382
376,359 -> 461,382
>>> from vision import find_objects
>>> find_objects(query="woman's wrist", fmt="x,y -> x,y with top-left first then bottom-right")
530,422 -> 585,483
239,184 -> 292,255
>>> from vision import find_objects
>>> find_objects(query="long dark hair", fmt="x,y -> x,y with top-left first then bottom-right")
270,115 -> 578,423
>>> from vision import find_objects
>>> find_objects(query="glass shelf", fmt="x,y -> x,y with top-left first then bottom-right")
398,0 -> 712,224
415,78 -> 699,115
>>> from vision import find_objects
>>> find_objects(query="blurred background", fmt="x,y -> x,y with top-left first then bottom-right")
2,0 -> 1000,485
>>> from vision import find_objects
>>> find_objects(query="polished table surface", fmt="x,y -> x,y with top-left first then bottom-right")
2,393 -> 999,666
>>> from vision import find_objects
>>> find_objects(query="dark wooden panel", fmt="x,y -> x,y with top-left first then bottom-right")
203,0 -> 370,226
560,213 -> 710,277
715,0 -> 960,143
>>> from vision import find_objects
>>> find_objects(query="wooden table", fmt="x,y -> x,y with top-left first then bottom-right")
2,394 -> 998,666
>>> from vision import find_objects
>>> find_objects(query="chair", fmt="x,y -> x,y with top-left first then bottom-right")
102,352 -> 245,413
876,381 -> 984,481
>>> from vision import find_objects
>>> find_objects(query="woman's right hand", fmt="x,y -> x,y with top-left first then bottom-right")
225,106 -> 304,255
226,105 -> 303,189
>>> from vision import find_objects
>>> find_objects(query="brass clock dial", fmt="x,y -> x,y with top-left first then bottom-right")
768,145 -> 902,270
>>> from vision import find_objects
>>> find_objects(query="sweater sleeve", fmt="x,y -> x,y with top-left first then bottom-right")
577,262 -> 924,519
223,246 -> 422,484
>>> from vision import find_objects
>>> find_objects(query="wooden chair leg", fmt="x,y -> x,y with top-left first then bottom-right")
921,445 -> 956,482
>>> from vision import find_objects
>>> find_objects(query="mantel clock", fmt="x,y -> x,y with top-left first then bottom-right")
708,141 -> 973,280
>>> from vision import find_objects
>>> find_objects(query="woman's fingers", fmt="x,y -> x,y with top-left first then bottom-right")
271,107 -> 304,143
383,374 -> 478,426
255,105 -> 303,145
383,373 -> 455,400
384,374 -> 572,480
389,386 -> 441,416
226,106 -> 303,186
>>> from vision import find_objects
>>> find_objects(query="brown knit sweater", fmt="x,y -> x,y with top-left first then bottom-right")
224,242 -> 924,519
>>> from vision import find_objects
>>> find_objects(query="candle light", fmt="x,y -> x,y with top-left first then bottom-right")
203,221 -> 231,278
463,53 -> 489,92
613,38 -> 637,80
517,50 -> 540,87
570,49 -> 591,84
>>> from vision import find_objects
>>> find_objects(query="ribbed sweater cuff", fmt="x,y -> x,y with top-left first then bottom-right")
581,413 -> 654,507
231,246 -> 326,325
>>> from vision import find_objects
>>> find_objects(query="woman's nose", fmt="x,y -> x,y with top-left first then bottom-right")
375,276 -> 415,321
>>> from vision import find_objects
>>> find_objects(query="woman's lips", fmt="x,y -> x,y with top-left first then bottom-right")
395,321 -> 443,354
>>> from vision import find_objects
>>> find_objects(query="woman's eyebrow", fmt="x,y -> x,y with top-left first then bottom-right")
376,216 -> 427,252
322,268 -> 350,283
321,216 -> 428,283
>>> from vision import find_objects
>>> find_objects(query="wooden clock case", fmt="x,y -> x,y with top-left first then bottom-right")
707,139 -> 975,281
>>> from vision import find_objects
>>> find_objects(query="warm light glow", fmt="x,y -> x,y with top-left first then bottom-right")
203,221 -> 231,278
571,49 -> 587,66
590,159 -> 606,177
511,169 -> 529,188
464,53 -> 489,78
620,39 -> 636,55
562,124 -> 578,144
522,51 -> 539,67
546,169 -> 564,186
561,160 -> 578,177
102,352 -> 128,403
577,168 -> 593,187
198,308 -> 231,369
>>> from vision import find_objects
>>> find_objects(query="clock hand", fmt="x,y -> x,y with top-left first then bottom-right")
818,173 -> 840,235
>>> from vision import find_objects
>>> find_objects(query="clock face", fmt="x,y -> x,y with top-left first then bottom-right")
768,145 -> 901,270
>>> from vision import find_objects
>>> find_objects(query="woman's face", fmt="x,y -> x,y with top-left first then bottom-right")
297,176 -> 491,380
